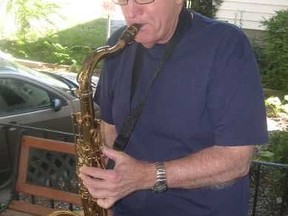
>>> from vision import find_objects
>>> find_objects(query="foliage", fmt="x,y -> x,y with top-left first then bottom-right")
256,131 -> 288,164
253,90 -> 288,211
256,95 -> 288,163
260,10 -> 288,93
4,0 -> 61,41
185,0 -> 223,18
1,1 -> 107,67
268,131 -> 288,164
0,18 -> 107,67
265,95 -> 288,118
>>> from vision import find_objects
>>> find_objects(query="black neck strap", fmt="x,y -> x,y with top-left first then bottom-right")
106,8 -> 191,169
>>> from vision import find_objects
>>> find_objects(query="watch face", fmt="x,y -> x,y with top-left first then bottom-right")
152,182 -> 168,193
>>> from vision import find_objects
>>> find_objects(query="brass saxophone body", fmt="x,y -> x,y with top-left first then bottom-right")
48,24 -> 140,216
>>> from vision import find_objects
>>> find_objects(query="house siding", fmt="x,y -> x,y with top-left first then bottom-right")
107,0 -> 288,38
216,0 -> 288,30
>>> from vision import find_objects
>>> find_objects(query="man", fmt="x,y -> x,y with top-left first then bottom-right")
79,0 -> 268,215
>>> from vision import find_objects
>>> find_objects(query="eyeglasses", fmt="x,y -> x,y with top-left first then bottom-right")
112,0 -> 155,6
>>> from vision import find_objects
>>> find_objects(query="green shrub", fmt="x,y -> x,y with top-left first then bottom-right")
257,95 -> 288,162
269,131 -> 288,164
256,131 -> 288,164
0,18 -> 107,66
4,0 -> 61,41
261,10 -> 288,93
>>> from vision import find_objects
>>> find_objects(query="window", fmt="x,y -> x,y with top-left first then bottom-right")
0,78 -> 51,115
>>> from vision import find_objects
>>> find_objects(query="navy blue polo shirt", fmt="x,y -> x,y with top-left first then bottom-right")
95,10 -> 268,216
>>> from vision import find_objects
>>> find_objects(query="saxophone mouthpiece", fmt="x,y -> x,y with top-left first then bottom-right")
132,23 -> 142,30
119,23 -> 142,44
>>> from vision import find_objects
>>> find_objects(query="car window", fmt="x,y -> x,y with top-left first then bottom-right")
16,64 -> 71,89
0,59 -> 76,95
0,78 -> 52,115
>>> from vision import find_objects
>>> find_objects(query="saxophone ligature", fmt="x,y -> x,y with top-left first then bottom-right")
48,24 -> 141,216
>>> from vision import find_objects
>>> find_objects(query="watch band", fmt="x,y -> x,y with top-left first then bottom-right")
152,162 -> 168,193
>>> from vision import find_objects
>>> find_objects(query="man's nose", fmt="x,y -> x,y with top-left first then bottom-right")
122,0 -> 142,19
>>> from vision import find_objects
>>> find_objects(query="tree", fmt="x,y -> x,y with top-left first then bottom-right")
261,10 -> 288,93
3,0 -> 60,41
185,0 -> 223,18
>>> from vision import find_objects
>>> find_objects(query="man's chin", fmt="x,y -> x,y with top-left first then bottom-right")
138,41 -> 155,48
135,35 -> 155,48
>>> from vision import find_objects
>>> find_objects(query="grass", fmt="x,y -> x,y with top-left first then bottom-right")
52,18 -> 108,48
0,18 -> 108,68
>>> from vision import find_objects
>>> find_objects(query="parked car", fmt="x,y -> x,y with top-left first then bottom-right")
0,60 -> 79,131
0,54 -> 100,185
0,54 -> 100,130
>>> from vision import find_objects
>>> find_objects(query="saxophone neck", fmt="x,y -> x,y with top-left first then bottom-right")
77,24 -> 141,90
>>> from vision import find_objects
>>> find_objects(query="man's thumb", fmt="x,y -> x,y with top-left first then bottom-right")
102,146 -> 120,169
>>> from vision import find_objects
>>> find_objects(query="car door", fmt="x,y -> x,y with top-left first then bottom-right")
0,75 -> 80,175
0,76 -> 79,132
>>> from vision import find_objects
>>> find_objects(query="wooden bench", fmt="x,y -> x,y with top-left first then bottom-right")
0,135 -> 81,216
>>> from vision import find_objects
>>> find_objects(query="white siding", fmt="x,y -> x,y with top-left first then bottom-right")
216,0 -> 288,30
106,0 -> 288,34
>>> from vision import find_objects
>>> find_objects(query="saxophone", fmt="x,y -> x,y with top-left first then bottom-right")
48,24 -> 141,216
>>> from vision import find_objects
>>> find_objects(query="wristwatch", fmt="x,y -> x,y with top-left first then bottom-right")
152,162 -> 168,193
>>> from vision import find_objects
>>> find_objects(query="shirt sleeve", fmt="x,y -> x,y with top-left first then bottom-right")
208,27 -> 268,146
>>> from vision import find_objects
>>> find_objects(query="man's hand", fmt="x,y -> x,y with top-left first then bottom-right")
79,146 -> 154,209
